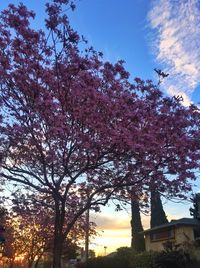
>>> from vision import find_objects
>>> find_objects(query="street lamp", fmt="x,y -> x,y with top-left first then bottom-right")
104,246 -> 107,256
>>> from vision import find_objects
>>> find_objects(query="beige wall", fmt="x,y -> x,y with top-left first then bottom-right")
145,226 -> 195,252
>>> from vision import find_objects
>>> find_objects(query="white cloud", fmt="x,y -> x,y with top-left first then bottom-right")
148,0 -> 200,105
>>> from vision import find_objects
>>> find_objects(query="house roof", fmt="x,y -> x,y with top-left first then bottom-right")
144,218 -> 200,234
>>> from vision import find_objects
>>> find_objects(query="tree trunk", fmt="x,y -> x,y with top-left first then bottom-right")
9,259 -> 14,268
28,257 -> 36,268
52,200 -> 65,268
52,238 -> 63,268
34,254 -> 43,268
150,190 -> 168,228
28,261 -> 33,268
131,199 -> 145,252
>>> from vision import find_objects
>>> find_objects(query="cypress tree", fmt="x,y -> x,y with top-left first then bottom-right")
131,199 -> 145,252
150,190 -> 168,228
190,193 -> 200,219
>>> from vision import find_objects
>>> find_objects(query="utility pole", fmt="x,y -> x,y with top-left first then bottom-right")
85,208 -> 90,262
104,246 -> 107,256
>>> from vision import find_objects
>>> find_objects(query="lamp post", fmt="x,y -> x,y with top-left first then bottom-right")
104,246 -> 107,256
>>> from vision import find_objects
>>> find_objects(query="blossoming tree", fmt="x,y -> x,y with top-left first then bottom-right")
0,1 -> 199,267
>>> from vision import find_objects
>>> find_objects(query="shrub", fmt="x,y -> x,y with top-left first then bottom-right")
86,256 -> 118,268
86,247 -> 133,268
130,251 -> 158,268
155,250 -> 191,268
41,261 -> 52,268
116,247 -> 133,268
86,247 -> 194,268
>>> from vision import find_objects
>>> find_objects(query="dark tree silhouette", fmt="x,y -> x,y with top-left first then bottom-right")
150,190 -> 168,228
190,193 -> 200,220
131,198 -> 145,252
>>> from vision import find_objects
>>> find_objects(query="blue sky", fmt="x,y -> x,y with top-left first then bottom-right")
2,0 -> 200,105
1,0 -> 200,254
69,0 -> 200,106
68,0 -> 153,79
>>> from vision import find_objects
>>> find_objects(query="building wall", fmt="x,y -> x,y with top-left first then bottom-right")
145,225 -> 195,252
175,226 -> 194,244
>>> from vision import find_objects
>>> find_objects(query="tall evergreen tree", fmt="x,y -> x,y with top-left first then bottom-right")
150,190 -> 168,228
131,199 -> 145,252
190,193 -> 200,219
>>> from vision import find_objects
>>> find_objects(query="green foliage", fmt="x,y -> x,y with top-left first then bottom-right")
63,242 -> 79,259
42,261 -> 52,268
155,250 -> 190,268
116,247 -> 132,268
89,249 -> 96,259
130,251 -> 158,268
86,247 -> 132,268
86,256 -> 118,268
86,247 -> 199,268
130,249 -> 192,268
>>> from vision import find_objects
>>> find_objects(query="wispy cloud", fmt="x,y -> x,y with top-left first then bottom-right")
92,213 -> 130,230
148,0 -> 200,105
91,211 -> 150,231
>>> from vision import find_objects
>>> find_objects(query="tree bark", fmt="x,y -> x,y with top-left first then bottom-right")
52,238 -> 63,268
52,199 -> 64,268
28,261 -> 33,268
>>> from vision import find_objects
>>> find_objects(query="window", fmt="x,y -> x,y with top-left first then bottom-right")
193,227 -> 200,240
150,228 -> 175,242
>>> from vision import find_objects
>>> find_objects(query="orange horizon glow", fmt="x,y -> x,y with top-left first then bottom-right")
89,201 -> 191,256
